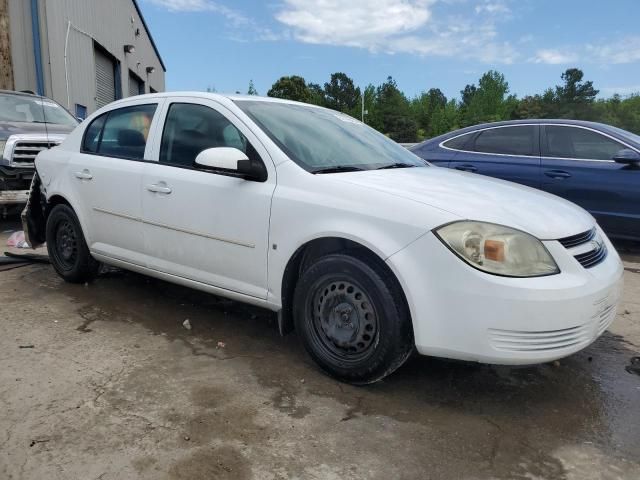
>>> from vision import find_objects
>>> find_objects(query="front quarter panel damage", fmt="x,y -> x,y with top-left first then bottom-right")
21,172 -> 47,249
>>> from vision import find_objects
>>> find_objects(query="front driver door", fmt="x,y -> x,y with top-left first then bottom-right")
142,98 -> 276,299
541,124 -> 640,238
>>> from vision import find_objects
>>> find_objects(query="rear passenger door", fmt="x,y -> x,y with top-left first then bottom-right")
70,101 -> 161,264
541,124 -> 640,238
447,125 -> 541,188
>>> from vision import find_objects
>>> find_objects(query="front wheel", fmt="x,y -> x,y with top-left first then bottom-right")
46,204 -> 100,283
293,253 -> 414,384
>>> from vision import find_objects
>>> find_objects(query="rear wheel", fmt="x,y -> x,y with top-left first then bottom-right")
46,204 -> 99,283
293,253 -> 413,384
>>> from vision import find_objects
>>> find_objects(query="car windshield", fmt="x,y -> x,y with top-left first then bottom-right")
235,100 -> 427,172
606,125 -> 640,146
0,93 -> 78,126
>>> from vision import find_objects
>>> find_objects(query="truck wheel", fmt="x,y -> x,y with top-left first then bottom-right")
293,253 -> 413,384
46,204 -> 99,283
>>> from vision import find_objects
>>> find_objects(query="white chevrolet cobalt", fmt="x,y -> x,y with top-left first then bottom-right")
24,93 -> 623,384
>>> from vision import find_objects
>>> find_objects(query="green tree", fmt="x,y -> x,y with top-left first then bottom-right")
460,71 -> 516,126
323,72 -> 360,112
307,82 -> 326,106
375,76 -> 417,142
267,76 -> 311,103
247,80 -> 258,95
555,68 -> 598,104
553,68 -> 599,118
429,99 -> 460,137
411,88 -> 448,138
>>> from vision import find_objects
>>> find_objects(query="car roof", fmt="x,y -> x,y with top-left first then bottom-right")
104,91 -> 322,109
0,89 -> 45,99
416,118 -> 630,148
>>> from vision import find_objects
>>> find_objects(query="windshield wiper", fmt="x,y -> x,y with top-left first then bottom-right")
311,166 -> 366,174
376,162 -> 417,170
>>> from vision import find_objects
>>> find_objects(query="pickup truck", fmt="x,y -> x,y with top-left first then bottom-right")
0,90 -> 77,216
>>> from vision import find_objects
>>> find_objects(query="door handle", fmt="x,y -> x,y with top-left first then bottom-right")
454,164 -> 478,173
146,183 -> 172,194
544,170 -> 571,179
74,169 -> 93,180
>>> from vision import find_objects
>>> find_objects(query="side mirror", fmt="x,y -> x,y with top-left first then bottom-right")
612,148 -> 640,165
194,147 -> 267,181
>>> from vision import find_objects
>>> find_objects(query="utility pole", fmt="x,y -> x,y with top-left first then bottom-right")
361,88 -> 368,124
0,0 -> 14,90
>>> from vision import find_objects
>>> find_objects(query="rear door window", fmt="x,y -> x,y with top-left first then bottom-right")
472,126 -> 536,156
82,104 -> 157,160
544,125 -> 625,161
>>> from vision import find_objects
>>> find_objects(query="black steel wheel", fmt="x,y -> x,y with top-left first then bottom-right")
311,278 -> 379,363
46,204 -> 99,283
293,252 -> 413,384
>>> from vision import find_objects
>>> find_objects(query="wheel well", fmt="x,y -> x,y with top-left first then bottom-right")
279,237 -> 410,335
46,195 -> 71,216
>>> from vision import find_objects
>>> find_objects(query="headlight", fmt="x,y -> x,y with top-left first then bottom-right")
435,221 -> 559,277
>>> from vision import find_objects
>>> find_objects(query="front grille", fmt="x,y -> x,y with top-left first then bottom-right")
557,227 -> 607,269
489,325 -> 591,352
574,243 -> 608,268
557,228 -> 596,248
10,141 -> 59,166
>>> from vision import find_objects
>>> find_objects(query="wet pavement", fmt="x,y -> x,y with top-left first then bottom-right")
0,219 -> 638,479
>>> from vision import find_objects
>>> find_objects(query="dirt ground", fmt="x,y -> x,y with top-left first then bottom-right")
0,218 -> 639,480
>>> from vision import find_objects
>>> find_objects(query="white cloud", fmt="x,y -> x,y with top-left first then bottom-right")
474,0 -> 510,15
531,49 -> 578,65
586,36 -> 640,64
274,0 -> 518,63
276,0 -> 435,48
145,0 -> 279,40
146,0 -> 249,25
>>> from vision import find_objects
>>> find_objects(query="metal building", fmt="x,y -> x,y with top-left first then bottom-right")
1,0 -> 165,118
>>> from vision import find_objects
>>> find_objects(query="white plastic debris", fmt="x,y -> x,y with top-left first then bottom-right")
182,319 -> 192,330
6,231 -> 30,249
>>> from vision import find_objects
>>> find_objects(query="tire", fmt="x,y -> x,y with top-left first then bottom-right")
293,252 -> 414,384
46,204 -> 99,283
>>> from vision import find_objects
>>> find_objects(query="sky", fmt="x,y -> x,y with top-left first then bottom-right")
140,0 -> 640,100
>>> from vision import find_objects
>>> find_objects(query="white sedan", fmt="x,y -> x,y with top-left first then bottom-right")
23,93 -> 624,384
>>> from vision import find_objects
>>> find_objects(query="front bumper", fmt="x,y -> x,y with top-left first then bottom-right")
386,226 -> 624,365
0,189 -> 29,205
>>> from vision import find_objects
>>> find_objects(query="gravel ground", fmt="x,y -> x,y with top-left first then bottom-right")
0,219 -> 639,480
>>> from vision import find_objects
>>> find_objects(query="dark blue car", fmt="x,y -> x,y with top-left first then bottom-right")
410,119 -> 640,241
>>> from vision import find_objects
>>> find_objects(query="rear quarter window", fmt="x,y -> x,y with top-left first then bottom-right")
442,132 -> 474,151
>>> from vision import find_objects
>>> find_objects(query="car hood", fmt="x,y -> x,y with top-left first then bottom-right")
0,121 -> 75,141
333,167 -> 594,240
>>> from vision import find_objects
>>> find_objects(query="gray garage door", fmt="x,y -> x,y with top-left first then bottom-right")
95,49 -> 116,109
128,72 -> 144,97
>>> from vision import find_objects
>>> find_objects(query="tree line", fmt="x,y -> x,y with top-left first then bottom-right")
243,69 -> 640,142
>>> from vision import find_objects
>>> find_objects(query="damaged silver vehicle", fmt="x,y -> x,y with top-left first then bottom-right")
1,90 -> 77,216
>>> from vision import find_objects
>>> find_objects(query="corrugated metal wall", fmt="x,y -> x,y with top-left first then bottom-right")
8,0 -> 165,114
